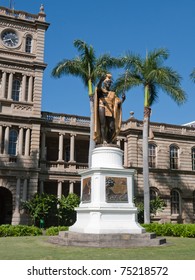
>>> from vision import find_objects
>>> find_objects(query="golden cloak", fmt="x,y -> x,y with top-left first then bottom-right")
93,87 -> 122,144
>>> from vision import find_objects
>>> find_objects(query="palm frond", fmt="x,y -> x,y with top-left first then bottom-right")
190,69 -> 195,83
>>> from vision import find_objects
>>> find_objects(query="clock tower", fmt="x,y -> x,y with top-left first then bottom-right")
0,5 -> 49,224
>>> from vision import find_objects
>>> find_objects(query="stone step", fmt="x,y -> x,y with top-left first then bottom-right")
48,231 -> 166,248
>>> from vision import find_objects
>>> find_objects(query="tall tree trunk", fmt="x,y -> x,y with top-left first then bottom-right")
88,78 -> 95,168
88,96 -> 95,168
143,106 -> 151,224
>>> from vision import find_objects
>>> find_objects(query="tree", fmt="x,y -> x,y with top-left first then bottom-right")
115,48 -> 186,224
52,39 -> 123,167
190,69 -> 195,82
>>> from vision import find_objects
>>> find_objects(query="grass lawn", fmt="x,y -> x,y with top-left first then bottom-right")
0,235 -> 195,260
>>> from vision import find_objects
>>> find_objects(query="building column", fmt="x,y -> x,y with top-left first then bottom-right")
69,133 -> 76,162
69,180 -> 74,194
39,180 -> 44,194
1,72 -> 7,98
18,127 -> 24,155
117,138 -> 121,147
4,126 -> 10,154
58,133 -> 64,161
57,181 -> 63,199
27,76 -> 33,102
0,125 -> 2,154
124,139 -> 128,167
7,73 -> 13,100
41,131 -> 46,160
22,178 -> 28,201
15,178 -> 21,213
24,128 -> 30,156
21,74 -> 27,101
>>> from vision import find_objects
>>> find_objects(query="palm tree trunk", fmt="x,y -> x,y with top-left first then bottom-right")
88,96 -> 95,168
88,79 -> 95,168
143,106 -> 150,224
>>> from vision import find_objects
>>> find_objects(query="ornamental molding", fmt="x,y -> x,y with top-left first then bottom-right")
12,104 -> 33,111
0,63 -> 35,74
0,21 -> 36,32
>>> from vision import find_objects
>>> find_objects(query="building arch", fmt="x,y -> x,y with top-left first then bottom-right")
0,186 -> 13,224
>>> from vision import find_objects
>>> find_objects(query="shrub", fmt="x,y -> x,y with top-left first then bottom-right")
143,223 -> 195,238
135,196 -> 166,223
22,193 -> 58,227
58,193 -> 80,226
0,225 -> 42,237
21,193 -> 80,227
45,226 -> 69,236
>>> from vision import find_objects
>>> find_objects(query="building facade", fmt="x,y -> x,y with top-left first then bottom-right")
0,5 -> 195,225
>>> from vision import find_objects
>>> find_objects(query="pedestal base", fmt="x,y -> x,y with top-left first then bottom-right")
49,231 -> 166,248
69,207 -> 144,234
69,146 -> 145,234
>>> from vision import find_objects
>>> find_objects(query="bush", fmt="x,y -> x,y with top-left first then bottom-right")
135,196 -> 166,223
0,225 -> 42,237
45,226 -> 69,236
143,223 -> 195,238
58,193 -> 80,226
22,193 -> 58,227
21,193 -> 80,227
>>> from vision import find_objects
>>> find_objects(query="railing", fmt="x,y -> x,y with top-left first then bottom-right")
43,160 -> 88,171
41,111 -> 90,127
0,6 -> 45,22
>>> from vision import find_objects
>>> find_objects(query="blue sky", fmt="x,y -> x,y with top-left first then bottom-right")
1,0 -> 195,125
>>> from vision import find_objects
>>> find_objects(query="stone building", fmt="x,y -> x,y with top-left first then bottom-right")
0,5 -> 195,225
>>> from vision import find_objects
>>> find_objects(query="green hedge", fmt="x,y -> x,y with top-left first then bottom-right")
143,223 -> 195,238
0,225 -> 42,237
45,226 -> 69,236
1,223 -> 195,238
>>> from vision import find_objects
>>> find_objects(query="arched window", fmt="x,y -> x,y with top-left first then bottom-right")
12,79 -> 21,101
8,129 -> 18,155
150,187 -> 158,200
25,36 -> 32,53
192,148 -> 195,171
149,143 -> 156,168
170,145 -> 179,169
171,189 -> 181,215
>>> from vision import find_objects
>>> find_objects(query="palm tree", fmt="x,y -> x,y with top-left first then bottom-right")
115,48 -> 186,224
190,69 -> 195,82
52,39 -> 123,167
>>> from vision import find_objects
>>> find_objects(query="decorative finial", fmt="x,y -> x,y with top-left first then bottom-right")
40,4 -> 45,13
130,111 -> 134,118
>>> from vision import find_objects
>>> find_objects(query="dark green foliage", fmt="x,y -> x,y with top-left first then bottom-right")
22,193 -> 58,227
135,196 -> 166,223
58,193 -> 80,226
22,193 -> 80,227
143,223 -> 195,238
0,225 -> 42,237
45,226 -> 69,236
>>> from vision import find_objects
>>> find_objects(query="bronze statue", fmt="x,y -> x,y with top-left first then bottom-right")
93,73 -> 125,144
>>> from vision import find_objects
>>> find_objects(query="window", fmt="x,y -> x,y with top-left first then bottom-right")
170,145 -> 179,169
12,79 -> 21,101
193,191 -> 195,215
8,129 -> 18,155
192,148 -> 195,171
25,36 -> 32,53
171,189 -> 180,214
149,144 -> 156,168
150,187 -> 158,200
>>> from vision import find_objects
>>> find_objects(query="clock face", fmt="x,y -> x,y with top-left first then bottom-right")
1,30 -> 19,47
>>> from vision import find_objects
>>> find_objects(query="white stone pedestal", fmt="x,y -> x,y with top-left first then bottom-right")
69,146 -> 145,234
